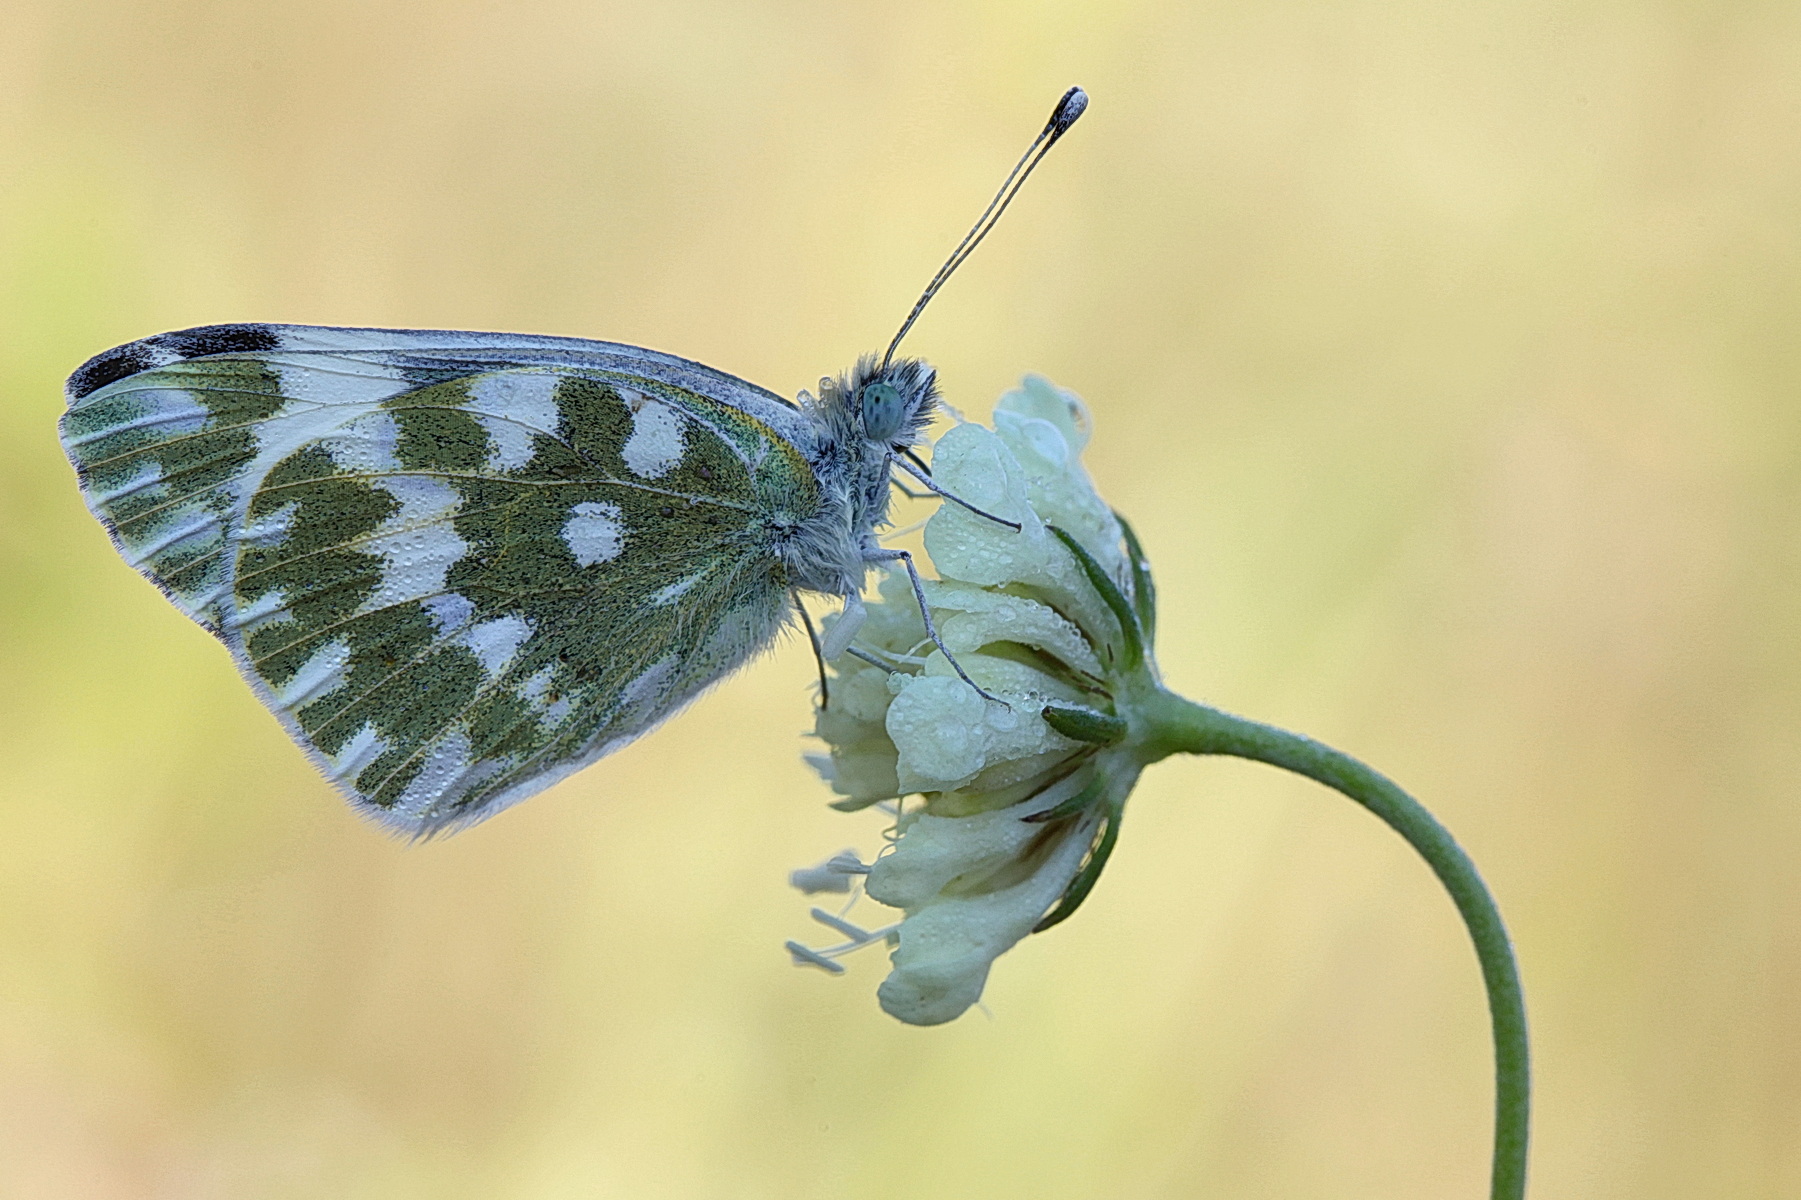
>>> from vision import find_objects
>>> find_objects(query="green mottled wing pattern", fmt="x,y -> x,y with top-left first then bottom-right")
61,325 -> 820,833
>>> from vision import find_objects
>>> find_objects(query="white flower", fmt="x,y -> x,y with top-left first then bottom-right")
792,376 -> 1162,1025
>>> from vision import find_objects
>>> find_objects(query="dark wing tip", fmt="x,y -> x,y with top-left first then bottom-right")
67,323 -> 282,402
156,323 -> 282,360
66,342 -> 160,403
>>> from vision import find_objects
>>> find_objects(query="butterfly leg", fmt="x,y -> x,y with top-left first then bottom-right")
791,590 -> 831,709
864,548 -> 1009,706
891,456 -> 1022,531
845,646 -> 903,673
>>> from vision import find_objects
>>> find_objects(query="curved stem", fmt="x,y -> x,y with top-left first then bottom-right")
1136,688 -> 1529,1200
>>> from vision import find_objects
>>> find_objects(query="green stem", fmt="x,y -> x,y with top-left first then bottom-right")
1136,688 -> 1529,1200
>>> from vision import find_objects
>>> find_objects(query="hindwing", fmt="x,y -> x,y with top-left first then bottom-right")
61,324 -> 822,833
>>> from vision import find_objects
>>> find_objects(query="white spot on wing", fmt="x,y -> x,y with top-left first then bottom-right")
65,389 -> 209,447
278,639 -> 352,710
388,729 -> 509,820
91,461 -> 168,507
120,509 -> 221,566
463,613 -> 533,677
227,589 -> 294,634
466,372 -> 560,471
320,411 -> 402,472
390,729 -> 475,818
518,665 -> 574,728
563,501 -> 624,566
238,502 -> 298,547
422,592 -> 475,634
272,355 -> 412,408
327,722 -> 389,782
520,665 -> 556,703
359,477 -> 468,612
476,414 -> 535,472
228,359 -> 416,517
651,573 -> 704,606
621,394 -> 686,479
143,389 -> 210,436
619,655 -> 677,715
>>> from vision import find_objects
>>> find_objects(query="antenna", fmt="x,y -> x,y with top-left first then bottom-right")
879,86 -> 1088,371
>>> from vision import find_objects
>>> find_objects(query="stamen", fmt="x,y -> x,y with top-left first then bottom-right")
785,919 -> 902,974
786,941 -> 847,974
789,849 -> 871,894
810,908 -> 881,943
826,850 -> 872,875
786,847 -> 902,972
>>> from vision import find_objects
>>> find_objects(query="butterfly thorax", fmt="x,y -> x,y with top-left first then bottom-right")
778,355 -> 938,598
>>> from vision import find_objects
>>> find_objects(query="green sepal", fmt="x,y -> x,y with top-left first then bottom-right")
1021,774 -> 1105,824
1041,702 -> 1128,746
1032,800 -> 1124,933
1114,512 -> 1157,648
1047,524 -> 1145,672
828,794 -> 893,812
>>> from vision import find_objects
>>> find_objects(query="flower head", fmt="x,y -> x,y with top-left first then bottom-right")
785,376 -> 1533,1196
793,376 -> 1164,1025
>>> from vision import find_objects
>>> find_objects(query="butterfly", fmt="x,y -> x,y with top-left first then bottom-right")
58,88 -> 1086,836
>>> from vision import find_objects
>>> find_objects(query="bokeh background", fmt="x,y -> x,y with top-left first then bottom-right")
3,2 -> 1798,1196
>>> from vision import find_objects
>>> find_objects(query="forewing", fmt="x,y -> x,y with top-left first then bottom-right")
62,324 -> 819,833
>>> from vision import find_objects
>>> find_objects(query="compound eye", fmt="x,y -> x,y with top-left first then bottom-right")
860,381 -> 906,442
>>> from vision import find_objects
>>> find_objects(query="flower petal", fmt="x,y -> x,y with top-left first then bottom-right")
869,804 -> 1102,1025
994,376 -> 1124,580
925,423 -> 1123,652
922,580 -> 1108,679
885,673 -> 1073,794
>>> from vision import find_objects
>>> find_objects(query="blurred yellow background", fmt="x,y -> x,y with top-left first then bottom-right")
3,1 -> 1798,1196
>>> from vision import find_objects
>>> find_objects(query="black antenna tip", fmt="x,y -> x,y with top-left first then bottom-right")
1048,87 -> 1088,137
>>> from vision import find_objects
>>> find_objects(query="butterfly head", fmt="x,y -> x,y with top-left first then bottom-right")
852,355 -> 939,449
809,354 -> 938,460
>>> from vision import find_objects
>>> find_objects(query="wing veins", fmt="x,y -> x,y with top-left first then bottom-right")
71,394 -> 337,475
372,564 -> 761,824
241,540 -> 738,668
228,496 -> 544,591
341,598 -> 585,814
250,469 -> 757,511
99,448 -> 285,533
294,592 -> 497,748
79,376 -> 780,523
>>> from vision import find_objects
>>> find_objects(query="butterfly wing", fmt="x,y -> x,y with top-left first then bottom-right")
61,323 -> 824,834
